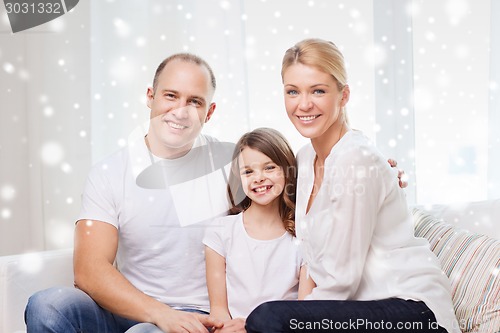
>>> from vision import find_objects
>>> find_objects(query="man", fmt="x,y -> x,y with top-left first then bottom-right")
25,53 -> 228,333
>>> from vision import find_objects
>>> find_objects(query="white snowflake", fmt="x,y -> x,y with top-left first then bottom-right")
40,142 -> 65,166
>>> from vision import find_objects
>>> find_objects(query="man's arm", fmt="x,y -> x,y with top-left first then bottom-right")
388,159 -> 408,188
74,219 -> 222,333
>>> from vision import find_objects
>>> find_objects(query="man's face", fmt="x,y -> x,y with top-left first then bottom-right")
146,59 -> 215,158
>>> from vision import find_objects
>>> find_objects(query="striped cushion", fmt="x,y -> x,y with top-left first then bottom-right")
412,209 -> 500,333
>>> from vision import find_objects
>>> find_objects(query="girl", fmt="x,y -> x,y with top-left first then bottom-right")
245,39 -> 460,333
203,128 -> 313,332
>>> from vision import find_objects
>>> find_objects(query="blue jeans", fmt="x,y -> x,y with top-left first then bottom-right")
245,298 -> 448,333
25,287 -> 210,333
25,287 -> 139,333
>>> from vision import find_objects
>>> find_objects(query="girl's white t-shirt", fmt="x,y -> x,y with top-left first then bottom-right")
203,213 -> 302,318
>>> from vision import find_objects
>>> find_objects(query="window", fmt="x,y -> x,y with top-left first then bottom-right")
373,0 -> 498,205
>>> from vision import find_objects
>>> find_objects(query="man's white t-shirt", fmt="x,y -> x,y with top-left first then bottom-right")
77,127 -> 231,312
203,213 -> 302,318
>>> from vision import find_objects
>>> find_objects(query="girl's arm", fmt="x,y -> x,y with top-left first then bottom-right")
205,246 -> 232,322
298,265 -> 316,300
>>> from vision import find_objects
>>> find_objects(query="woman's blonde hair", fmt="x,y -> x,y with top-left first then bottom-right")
227,128 -> 296,236
281,38 -> 349,123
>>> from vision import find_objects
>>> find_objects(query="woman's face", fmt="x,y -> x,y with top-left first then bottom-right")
282,63 -> 348,140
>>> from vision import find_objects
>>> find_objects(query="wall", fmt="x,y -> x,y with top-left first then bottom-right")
0,2 -> 91,254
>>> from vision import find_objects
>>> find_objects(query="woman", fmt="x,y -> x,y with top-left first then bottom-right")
245,38 -> 459,333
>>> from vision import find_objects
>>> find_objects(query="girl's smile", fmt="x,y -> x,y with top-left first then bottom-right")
238,147 -> 285,207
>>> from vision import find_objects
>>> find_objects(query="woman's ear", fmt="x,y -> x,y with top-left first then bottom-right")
341,85 -> 350,107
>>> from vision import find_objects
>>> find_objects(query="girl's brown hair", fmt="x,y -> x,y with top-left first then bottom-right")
227,128 -> 297,236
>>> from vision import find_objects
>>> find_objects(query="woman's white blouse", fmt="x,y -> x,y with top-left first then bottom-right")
295,130 -> 460,333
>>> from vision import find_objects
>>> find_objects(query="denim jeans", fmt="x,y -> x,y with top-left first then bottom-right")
25,286 -> 139,333
25,286 -> 210,333
245,298 -> 448,333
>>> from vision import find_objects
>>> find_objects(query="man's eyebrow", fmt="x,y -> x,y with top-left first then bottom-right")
159,89 -> 178,94
159,89 -> 207,103
190,95 -> 207,103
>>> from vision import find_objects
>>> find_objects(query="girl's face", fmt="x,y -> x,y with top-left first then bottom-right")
282,63 -> 348,140
238,147 -> 285,207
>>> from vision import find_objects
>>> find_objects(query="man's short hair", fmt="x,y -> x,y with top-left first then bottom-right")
152,53 -> 217,93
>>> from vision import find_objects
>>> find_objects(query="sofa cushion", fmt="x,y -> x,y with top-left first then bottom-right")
412,209 -> 500,333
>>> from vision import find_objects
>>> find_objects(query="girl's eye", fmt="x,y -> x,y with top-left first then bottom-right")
242,169 -> 253,175
265,165 -> 276,171
313,89 -> 325,95
286,90 -> 298,96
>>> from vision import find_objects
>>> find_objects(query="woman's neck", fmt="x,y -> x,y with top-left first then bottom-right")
311,121 -> 347,163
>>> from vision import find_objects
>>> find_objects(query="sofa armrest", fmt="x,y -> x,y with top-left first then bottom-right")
0,248 -> 74,333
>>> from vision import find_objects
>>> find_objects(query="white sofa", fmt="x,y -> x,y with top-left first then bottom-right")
0,248 -> 74,333
1,200 -> 499,333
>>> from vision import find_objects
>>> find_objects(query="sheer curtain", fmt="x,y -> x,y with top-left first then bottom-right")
373,0 -> 499,205
1,0 -> 498,255
88,0 -> 378,161
89,0 -> 251,162
411,0 -> 494,204
0,2 -> 91,255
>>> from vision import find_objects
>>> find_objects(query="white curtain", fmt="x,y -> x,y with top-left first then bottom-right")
0,2 -> 91,254
1,0 -> 498,255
